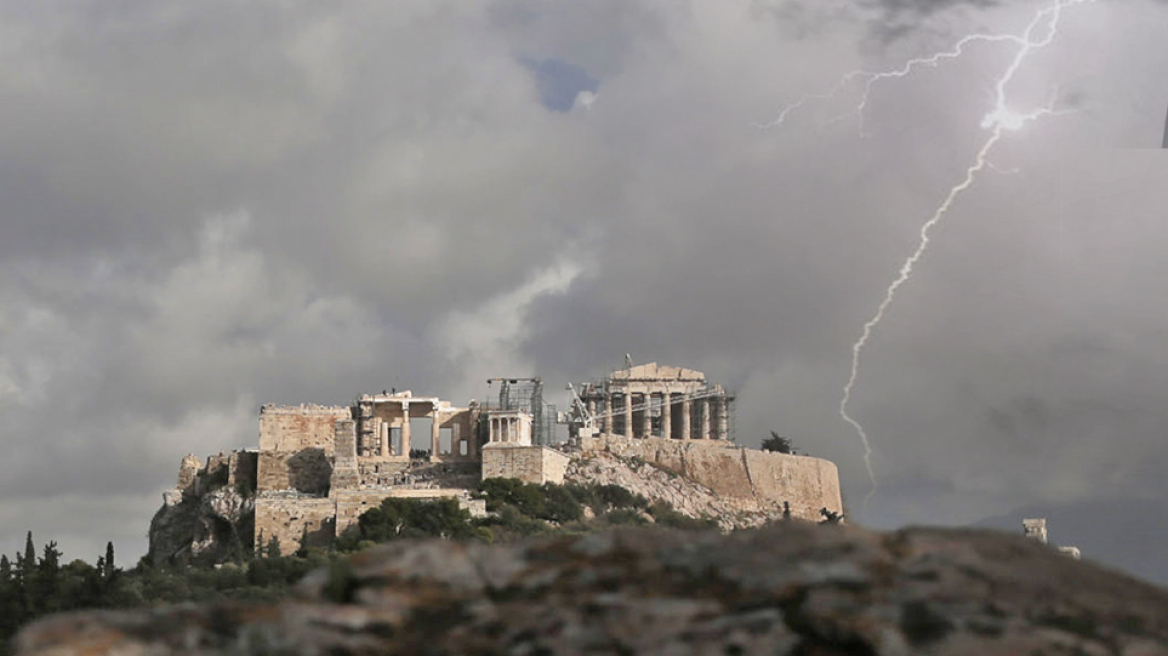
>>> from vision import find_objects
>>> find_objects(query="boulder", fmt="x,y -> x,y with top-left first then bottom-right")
17,522 -> 1168,655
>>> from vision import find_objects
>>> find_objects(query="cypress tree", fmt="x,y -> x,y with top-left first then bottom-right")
23,532 -> 35,571
104,542 -> 115,580
0,554 -> 9,582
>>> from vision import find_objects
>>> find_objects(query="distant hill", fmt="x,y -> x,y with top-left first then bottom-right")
971,497 -> 1168,586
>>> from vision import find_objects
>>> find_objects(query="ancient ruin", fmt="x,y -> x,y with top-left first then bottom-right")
150,362 -> 844,559
1022,517 -> 1082,559
568,363 -> 733,440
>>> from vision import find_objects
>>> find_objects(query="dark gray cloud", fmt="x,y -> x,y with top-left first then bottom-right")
0,0 -> 1166,581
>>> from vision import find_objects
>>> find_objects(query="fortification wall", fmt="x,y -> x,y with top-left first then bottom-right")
177,455 -> 202,494
482,445 -> 570,485
228,451 -> 258,494
258,451 -> 332,494
257,405 -> 348,494
254,497 -> 335,556
579,435 -> 842,521
740,449 -> 842,521
258,404 -> 350,453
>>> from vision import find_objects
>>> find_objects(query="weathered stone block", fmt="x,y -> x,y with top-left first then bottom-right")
254,497 -> 335,556
482,444 -> 570,484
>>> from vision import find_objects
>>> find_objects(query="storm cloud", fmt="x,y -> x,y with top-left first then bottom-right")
1,0 -> 1167,577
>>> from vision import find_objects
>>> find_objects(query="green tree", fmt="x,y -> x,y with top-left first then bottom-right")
761,431 -> 794,454
265,536 -> 282,559
357,497 -> 477,542
540,483 -> 583,523
22,531 -> 35,576
103,542 -> 115,580
34,542 -> 63,614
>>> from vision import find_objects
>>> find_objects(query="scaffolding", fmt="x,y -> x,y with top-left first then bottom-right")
562,361 -> 736,441
481,377 -> 559,446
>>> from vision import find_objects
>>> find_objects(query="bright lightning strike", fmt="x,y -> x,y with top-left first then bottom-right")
827,0 -> 1091,511
757,34 -> 1026,132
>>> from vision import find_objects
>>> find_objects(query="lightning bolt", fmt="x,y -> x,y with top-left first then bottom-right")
757,32 -> 1024,133
838,0 -> 1090,511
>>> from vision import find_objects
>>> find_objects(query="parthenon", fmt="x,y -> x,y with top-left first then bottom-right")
572,363 -> 733,441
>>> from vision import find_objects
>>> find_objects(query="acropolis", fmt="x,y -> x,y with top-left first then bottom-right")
151,362 -> 843,559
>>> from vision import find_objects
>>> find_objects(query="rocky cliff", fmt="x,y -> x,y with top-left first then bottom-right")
148,452 -> 257,565
17,522 -> 1168,656
565,448 -> 786,530
577,435 -> 843,522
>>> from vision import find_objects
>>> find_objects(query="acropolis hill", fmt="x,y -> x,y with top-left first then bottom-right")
148,363 -> 843,562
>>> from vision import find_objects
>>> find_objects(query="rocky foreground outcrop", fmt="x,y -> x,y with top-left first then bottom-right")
17,522 -> 1168,656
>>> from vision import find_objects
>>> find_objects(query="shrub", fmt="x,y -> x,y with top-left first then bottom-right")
540,484 -> 584,523
647,501 -> 718,531
596,484 -> 648,511
357,497 -> 478,542
603,509 -> 649,526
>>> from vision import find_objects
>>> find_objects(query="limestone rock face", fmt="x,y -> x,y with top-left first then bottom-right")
148,485 -> 254,565
566,449 -> 781,530
18,523 -> 1168,656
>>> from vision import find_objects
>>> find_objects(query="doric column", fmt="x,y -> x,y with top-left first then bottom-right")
400,402 -> 411,456
717,397 -> 730,441
603,393 -> 613,433
430,410 -> 441,458
661,393 -> 672,439
681,396 -> 691,440
700,398 -> 711,439
624,392 -> 633,438
357,400 -> 374,457
380,420 -> 389,457
640,393 -> 651,438
468,418 -> 478,457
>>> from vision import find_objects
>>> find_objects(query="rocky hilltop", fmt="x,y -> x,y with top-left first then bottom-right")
18,522 -> 1168,655
148,435 -> 831,563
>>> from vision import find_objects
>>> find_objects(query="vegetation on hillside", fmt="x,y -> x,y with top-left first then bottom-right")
0,478 -> 720,654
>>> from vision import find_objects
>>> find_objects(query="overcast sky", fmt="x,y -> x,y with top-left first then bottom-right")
1,0 -> 1167,573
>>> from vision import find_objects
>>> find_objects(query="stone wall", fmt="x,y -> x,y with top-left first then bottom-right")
258,404 -> 350,454
740,448 -> 842,521
177,454 -> 202,493
331,419 -> 360,492
579,435 -> 842,521
257,405 -> 349,496
254,497 -> 335,556
258,451 -> 333,495
482,445 -> 571,485
228,450 -> 258,494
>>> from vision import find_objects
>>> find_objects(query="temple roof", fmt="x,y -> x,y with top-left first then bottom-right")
609,363 -> 706,382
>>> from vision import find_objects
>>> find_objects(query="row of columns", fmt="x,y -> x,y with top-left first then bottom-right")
358,400 -> 476,459
490,415 -> 523,443
586,392 -> 730,440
